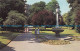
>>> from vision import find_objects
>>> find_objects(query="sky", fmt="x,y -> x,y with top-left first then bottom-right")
27,0 -> 71,15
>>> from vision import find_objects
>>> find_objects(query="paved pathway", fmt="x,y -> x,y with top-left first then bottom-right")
0,32 -> 80,51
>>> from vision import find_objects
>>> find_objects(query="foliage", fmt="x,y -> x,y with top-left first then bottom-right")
27,13 -> 34,25
63,12 -> 72,25
67,0 -> 80,31
28,1 -> 46,25
30,1 -> 46,13
59,16 -> 65,25
0,18 -> 3,23
45,0 -> 58,12
75,11 -> 80,25
0,0 -> 25,23
67,0 -> 80,9
4,10 -> 26,25
27,1 -> 46,25
0,31 -> 19,49
75,11 -> 80,32
32,10 -> 56,25
28,1 -> 59,25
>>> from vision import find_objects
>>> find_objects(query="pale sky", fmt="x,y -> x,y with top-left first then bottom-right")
27,0 -> 71,15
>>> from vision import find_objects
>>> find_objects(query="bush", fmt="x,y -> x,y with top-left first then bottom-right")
4,10 -> 27,25
3,10 -> 27,32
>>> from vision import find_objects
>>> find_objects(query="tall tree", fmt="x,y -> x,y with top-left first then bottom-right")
45,0 -> 58,12
0,18 -> 3,24
63,11 -> 73,25
67,0 -> 80,30
30,1 -> 46,13
4,10 -> 26,25
32,10 -> 56,25
0,0 -> 25,24
27,1 -> 46,25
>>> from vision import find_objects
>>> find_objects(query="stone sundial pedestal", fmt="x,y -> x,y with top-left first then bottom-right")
52,4 -> 64,37
52,28 -> 64,37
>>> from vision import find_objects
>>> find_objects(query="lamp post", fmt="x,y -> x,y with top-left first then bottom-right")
24,0 -> 27,13
56,4 -> 60,28
24,0 -> 27,3
24,0 -> 28,33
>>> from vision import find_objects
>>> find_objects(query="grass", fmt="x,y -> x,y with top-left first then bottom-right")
32,28 -> 80,36
61,29 -> 80,36
0,31 -> 20,49
32,27 -> 80,45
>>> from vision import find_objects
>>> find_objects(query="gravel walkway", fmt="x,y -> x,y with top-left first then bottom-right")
0,32 -> 80,51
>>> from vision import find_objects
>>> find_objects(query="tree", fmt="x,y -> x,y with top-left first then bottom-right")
3,10 -> 27,32
67,0 -> 80,30
28,1 -> 46,25
63,13 -> 68,25
67,0 -> 80,8
0,0 -> 25,24
0,18 -> 3,24
59,15 -> 65,25
75,10 -> 80,32
4,10 -> 26,25
32,10 -> 56,25
45,0 -> 58,12
63,12 -> 72,25
30,1 -> 46,13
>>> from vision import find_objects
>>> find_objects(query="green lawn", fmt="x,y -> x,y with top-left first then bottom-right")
32,27 -> 80,45
32,28 -> 80,36
0,31 -> 20,49
61,29 -> 80,36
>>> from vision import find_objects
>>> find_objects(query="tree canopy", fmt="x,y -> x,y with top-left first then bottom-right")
28,0 -> 60,25
64,0 -> 80,31
30,1 -> 46,13
4,10 -> 26,25
0,0 -> 25,23
45,0 -> 58,12
32,10 -> 56,25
